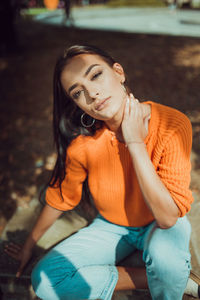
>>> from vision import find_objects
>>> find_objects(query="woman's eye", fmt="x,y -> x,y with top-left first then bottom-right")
72,90 -> 82,100
91,71 -> 102,81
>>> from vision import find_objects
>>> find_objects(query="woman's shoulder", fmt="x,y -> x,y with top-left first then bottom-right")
145,101 -> 192,133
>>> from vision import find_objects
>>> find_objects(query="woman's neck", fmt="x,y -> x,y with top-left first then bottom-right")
105,103 -> 151,136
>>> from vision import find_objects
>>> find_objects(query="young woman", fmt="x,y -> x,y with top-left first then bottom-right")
5,45 -> 200,300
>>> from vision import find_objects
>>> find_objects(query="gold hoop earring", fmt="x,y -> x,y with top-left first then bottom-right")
81,113 -> 95,128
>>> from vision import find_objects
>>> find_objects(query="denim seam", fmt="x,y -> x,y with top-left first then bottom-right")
99,265 -> 118,300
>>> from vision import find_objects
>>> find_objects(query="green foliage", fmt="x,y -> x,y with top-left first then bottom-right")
107,0 -> 165,7
23,8 -> 49,15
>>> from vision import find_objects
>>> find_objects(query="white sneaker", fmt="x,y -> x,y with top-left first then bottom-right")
184,270 -> 200,298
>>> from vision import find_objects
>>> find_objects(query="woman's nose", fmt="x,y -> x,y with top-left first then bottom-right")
86,84 -> 100,100
89,91 -> 99,99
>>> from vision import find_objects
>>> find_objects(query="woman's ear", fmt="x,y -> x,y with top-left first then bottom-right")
113,63 -> 125,83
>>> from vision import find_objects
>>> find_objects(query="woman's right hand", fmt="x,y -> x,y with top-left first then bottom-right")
4,242 -> 33,277
4,205 -> 63,278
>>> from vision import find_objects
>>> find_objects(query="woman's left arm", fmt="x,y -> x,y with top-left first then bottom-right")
128,142 -> 180,229
122,96 -> 184,229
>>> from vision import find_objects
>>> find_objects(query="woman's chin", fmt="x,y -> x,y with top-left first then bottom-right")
96,112 -> 116,122
92,103 -> 123,123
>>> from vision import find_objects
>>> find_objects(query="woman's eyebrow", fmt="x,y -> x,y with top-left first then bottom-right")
68,64 -> 100,94
84,64 -> 100,76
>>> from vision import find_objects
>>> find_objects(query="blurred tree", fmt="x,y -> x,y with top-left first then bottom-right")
0,0 -> 16,55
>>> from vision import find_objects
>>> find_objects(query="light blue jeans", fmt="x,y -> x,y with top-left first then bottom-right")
31,214 -> 191,300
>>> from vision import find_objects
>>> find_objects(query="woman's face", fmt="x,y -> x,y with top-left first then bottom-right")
60,54 -> 127,122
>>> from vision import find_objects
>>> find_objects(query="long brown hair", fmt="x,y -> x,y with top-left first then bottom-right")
46,45 -> 129,216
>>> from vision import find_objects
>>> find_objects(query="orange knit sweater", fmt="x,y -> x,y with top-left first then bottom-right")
46,101 -> 193,227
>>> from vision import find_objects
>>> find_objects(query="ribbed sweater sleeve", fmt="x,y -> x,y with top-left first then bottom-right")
156,113 -> 193,216
46,137 -> 87,211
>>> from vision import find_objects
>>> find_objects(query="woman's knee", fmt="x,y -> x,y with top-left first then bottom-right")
31,258 -> 51,295
31,262 -> 101,300
31,251 -> 77,299
144,241 -> 191,284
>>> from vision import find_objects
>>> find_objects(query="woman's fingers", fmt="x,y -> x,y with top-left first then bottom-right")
5,242 -> 22,250
129,94 -> 140,117
124,93 -> 139,120
4,243 -> 22,259
16,263 -> 25,278
16,271 -> 21,278
124,96 -> 130,119
5,243 -> 22,252
4,242 -> 33,278
122,93 -> 147,144
16,249 -> 32,278
4,248 -> 20,259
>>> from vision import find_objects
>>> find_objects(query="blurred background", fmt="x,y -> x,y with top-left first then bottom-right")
0,0 -> 200,289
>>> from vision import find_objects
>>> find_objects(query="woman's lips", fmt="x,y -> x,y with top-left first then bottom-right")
95,97 -> 111,111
